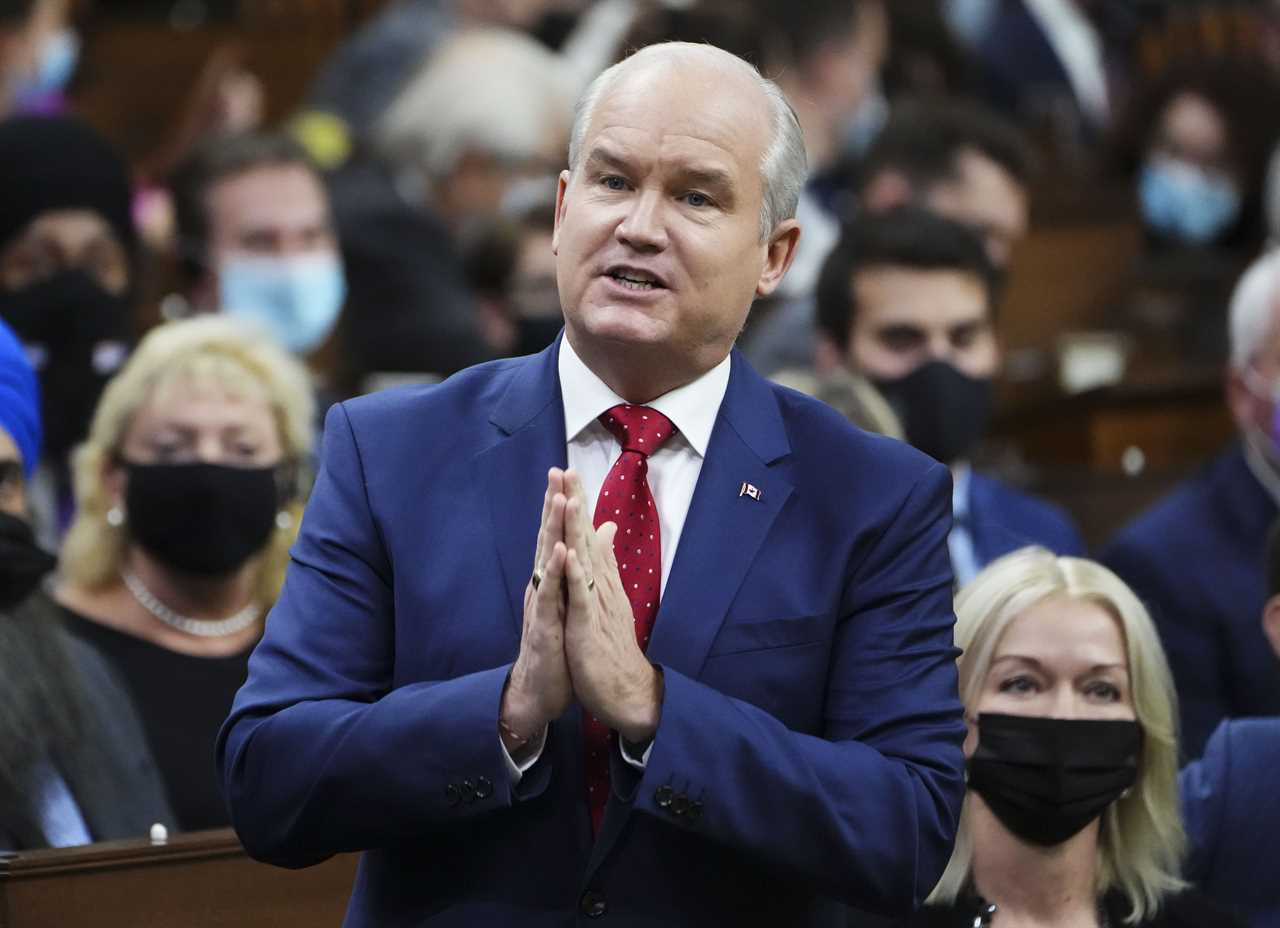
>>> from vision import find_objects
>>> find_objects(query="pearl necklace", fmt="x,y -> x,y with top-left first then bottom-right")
121,570 -> 261,638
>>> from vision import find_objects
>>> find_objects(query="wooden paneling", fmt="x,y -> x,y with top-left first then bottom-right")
0,829 -> 357,927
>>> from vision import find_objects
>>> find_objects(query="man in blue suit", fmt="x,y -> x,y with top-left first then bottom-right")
218,42 -> 966,926
815,207 -> 1084,588
1103,250 -> 1280,759
1179,520 -> 1280,928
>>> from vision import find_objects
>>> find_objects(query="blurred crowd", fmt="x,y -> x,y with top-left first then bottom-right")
2,0 -> 1280,925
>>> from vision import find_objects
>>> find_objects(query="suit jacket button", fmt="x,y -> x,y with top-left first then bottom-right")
580,890 -> 607,918
474,775 -> 493,800
461,779 -> 476,803
654,785 -> 673,809
671,793 -> 690,816
445,783 -> 460,807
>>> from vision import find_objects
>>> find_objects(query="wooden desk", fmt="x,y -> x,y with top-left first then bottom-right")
0,829 -> 357,927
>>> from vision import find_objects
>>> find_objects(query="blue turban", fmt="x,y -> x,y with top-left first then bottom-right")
0,316 -> 41,477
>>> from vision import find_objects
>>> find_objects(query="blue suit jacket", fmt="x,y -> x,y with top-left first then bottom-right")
217,342 -> 966,927
967,473 -> 1086,567
1181,718 -> 1280,928
1102,446 -> 1280,758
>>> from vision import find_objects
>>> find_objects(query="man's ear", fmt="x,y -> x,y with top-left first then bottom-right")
1264,594 -> 1280,660
755,219 -> 801,298
552,169 -> 571,255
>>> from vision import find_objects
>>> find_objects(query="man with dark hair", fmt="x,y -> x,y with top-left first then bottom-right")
740,96 -> 1030,375
816,207 -> 1082,583
169,130 -> 346,360
1178,517 -> 1280,928
857,98 -> 1032,268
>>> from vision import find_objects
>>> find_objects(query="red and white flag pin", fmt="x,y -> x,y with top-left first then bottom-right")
738,482 -> 762,502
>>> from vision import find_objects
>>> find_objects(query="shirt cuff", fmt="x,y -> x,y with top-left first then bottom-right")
500,725 -> 548,783
619,736 -> 653,770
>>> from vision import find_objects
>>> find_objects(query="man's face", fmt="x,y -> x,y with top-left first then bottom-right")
1228,313 -> 1280,438
205,163 -> 337,269
846,264 -> 998,382
925,149 -> 1028,268
553,58 -> 794,382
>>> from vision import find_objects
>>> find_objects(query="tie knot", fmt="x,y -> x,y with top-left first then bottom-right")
599,404 -> 675,456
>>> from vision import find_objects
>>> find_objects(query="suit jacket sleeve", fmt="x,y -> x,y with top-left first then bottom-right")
217,403 -> 549,869
1179,719 -> 1230,884
625,462 -> 965,911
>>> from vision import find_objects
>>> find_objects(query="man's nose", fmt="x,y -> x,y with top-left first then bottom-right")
615,191 -> 668,251
926,334 -> 954,363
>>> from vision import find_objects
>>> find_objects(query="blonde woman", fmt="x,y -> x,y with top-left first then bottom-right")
897,548 -> 1242,928
53,316 -> 313,832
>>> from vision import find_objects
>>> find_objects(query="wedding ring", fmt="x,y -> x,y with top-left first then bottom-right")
531,569 -> 543,590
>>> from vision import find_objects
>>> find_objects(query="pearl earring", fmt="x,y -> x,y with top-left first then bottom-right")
275,510 -> 293,531
106,506 -> 124,527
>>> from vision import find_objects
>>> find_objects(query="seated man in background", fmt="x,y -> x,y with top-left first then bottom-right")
0,316 -> 172,850
816,207 -> 1083,585
168,131 -> 347,365
1103,249 -> 1280,758
1179,517 -> 1280,928
743,97 -> 1031,375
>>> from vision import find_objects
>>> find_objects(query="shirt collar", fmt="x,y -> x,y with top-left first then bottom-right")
558,336 -> 731,457
951,461 -> 972,517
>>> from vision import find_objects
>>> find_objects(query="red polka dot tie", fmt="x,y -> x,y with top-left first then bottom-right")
584,403 -> 676,835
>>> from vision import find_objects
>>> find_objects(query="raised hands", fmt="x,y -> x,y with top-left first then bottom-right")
498,468 -> 662,755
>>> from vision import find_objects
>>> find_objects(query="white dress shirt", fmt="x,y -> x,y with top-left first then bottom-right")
502,338 -> 733,780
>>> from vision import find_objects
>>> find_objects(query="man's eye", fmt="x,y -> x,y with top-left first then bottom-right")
683,192 -> 711,208
601,175 -> 627,191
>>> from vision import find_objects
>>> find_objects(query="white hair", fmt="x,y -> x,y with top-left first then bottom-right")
377,28 -> 574,181
1228,248 -> 1280,370
566,42 -> 808,241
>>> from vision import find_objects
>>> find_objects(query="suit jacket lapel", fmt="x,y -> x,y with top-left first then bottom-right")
475,340 -> 568,631
647,351 -> 793,679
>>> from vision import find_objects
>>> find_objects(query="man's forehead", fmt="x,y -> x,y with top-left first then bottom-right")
585,58 -> 772,165
854,266 -> 990,326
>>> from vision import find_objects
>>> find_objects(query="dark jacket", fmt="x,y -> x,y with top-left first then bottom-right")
967,472 -> 1086,566
1181,717 -> 1280,928
1102,445 -> 1279,758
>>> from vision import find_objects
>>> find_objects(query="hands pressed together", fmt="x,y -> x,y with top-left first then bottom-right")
499,468 -> 663,758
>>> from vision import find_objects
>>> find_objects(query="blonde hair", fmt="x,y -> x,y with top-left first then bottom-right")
61,316 -> 315,605
929,547 -> 1187,924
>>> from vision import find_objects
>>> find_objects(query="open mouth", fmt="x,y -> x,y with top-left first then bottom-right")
605,266 -> 666,291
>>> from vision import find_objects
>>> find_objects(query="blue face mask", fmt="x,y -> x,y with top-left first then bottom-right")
1139,157 -> 1241,245
219,253 -> 346,355
15,29 -> 79,105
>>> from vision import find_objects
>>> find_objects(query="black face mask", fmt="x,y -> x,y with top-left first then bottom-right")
124,461 -> 280,576
0,511 -> 57,610
968,713 -> 1143,847
872,360 -> 992,464
0,271 -> 131,463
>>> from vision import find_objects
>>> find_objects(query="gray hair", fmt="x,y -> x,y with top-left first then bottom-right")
567,42 -> 808,241
1229,248 -> 1280,370
377,28 -> 574,182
